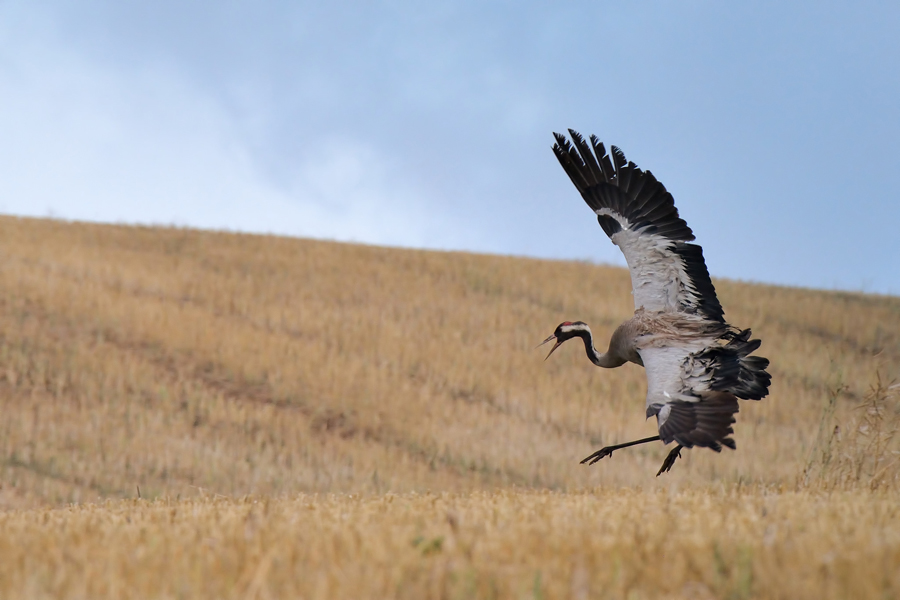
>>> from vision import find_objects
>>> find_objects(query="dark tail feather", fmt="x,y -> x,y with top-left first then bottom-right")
703,329 -> 771,400
727,329 -> 771,400
735,355 -> 771,400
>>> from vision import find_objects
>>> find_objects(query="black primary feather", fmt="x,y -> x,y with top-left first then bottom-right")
671,242 -> 725,323
552,131 -> 695,243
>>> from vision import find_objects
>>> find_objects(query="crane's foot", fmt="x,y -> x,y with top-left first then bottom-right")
656,445 -> 684,477
580,446 -> 616,466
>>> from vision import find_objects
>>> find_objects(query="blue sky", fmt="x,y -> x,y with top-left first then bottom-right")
1,1 -> 898,294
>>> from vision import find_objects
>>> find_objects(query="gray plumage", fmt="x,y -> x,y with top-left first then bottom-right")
540,130 -> 771,475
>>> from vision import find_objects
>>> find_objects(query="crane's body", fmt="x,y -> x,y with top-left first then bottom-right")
542,130 -> 771,475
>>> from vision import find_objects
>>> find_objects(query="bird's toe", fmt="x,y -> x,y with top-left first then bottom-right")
581,447 -> 614,465
656,446 -> 683,477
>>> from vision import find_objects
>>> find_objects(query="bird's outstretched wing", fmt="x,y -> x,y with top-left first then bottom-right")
552,130 -> 724,323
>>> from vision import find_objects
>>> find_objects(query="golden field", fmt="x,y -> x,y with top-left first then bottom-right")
0,215 -> 898,598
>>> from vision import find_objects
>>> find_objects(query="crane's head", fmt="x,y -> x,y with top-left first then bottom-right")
538,321 -> 590,360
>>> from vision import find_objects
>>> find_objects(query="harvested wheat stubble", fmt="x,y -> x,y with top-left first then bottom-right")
0,489 -> 898,599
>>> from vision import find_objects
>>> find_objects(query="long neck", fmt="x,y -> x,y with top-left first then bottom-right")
576,328 -> 626,369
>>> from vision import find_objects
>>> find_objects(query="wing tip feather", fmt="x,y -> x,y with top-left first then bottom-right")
552,130 -> 724,321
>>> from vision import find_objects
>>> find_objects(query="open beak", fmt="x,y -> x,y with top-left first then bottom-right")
537,334 -> 562,360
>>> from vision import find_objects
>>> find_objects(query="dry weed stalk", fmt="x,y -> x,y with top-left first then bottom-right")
801,374 -> 900,490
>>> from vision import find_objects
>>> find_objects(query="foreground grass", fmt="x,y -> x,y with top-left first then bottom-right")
2,488 -> 897,600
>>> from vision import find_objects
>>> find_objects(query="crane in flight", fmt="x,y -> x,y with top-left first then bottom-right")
540,130 -> 771,476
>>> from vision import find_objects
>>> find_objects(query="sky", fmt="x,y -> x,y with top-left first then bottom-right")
1,1 -> 898,295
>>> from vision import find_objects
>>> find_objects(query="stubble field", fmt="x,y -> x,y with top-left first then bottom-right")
0,215 -> 898,598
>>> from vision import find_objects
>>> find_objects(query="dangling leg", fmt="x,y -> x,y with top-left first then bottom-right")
580,435 -> 661,466
656,445 -> 684,476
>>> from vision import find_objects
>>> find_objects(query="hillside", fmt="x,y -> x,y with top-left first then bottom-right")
0,215 -> 898,598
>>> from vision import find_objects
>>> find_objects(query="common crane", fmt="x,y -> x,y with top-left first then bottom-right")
540,130 -> 771,476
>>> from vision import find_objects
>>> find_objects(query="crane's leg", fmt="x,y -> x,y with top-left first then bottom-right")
580,435 -> 661,466
656,445 -> 684,476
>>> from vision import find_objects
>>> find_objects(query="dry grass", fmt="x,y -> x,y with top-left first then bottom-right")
2,489 -> 899,599
0,215 -> 898,598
